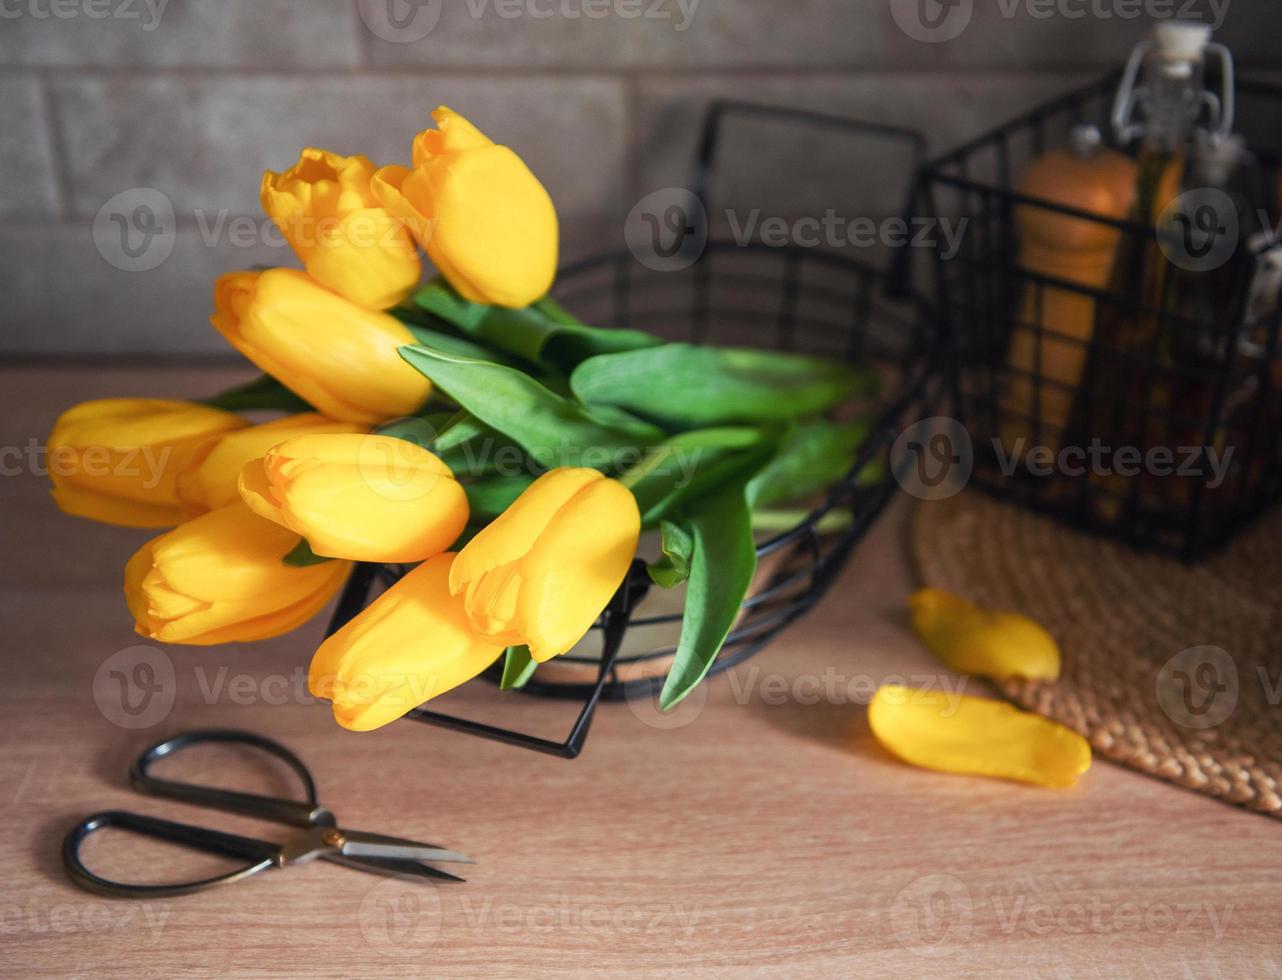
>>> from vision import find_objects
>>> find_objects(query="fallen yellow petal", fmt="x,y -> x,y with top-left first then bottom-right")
868,684 -> 1091,788
908,587 -> 1060,681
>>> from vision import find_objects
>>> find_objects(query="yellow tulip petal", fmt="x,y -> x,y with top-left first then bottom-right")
908,588 -> 1061,681
211,269 -> 430,424
240,433 -> 467,563
261,148 -> 421,310
414,106 -> 493,163
426,143 -> 557,307
515,477 -> 640,661
124,501 -> 350,645
176,413 -> 365,515
309,553 -> 505,731
868,684 -> 1091,788
378,107 -> 557,307
151,560 -> 349,646
236,457 -> 287,526
47,398 -> 247,527
52,479 -> 184,528
371,164 -> 437,254
448,468 -> 602,597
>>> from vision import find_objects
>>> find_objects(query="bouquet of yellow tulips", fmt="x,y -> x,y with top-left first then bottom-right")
49,107 -> 879,732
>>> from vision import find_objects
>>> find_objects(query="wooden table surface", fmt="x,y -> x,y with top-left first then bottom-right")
2,365 -> 1280,979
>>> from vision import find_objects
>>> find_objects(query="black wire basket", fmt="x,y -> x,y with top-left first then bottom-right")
921,73 -> 1282,561
324,103 -> 945,757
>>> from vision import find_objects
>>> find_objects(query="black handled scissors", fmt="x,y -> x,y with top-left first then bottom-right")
63,729 -> 474,898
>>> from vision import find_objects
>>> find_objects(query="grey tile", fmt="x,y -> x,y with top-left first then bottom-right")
0,220 -> 291,354
0,77 -> 60,218
50,74 -> 629,222
360,0 -> 1272,70
362,0 -> 889,69
0,0 -> 358,68
0,216 -> 620,354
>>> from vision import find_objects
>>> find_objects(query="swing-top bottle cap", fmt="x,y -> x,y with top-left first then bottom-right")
1151,21 -> 1212,77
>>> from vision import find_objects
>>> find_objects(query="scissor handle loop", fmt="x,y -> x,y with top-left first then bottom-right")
62,810 -> 280,899
130,729 -> 331,828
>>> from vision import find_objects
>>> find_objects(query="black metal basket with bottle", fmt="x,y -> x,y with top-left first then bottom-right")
921,38 -> 1282,561
324,101 -> 946,757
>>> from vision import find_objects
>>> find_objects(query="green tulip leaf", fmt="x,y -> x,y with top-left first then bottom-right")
746,418 -> 876,508
531,294 -> 584,327
570,344 -> 879,430
621,424 -> 787,525
204,374 -> 313,413
282,537 -> 332,567
375,412 -> 455,448
658,480 -> 758,711
464,473 -> 538,521
413,279 -> 662,372
500,645 -> 538,690
399,345 -> 663,465
647,520 -> 694,589
400,321 -> 522,368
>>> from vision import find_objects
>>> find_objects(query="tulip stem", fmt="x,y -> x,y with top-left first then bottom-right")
749,507 -> 853,535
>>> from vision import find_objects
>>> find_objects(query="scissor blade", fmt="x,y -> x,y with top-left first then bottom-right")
321,852 -> 466,884
336,828 -> 475,865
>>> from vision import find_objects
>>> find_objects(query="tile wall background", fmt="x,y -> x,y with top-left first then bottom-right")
0,0 -> 1272,353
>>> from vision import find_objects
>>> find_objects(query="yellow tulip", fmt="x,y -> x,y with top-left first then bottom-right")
908,588 -> 1061,681
125,501 -> 351,645
211,268 -> 431,425
310,553 -> 505,731
176,412 -> 366,517
373,106 -> 558,308
449,467 -> 639,662
261,148 -> 422,310
47,398 -> 247,528
868,684 -> 1091,789
239,432 -> 468,563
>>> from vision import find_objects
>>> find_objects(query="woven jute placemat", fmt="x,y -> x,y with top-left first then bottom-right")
911,490 -> 1282,819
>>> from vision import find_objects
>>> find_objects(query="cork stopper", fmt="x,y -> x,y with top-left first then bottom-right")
1152,21 -> 1212,78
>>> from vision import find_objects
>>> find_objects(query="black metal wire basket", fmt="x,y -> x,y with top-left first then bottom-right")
921,73 -> 1282,561
324,103 -> 945,757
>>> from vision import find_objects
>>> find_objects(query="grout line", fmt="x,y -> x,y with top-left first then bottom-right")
0,63 -> 1146,80
622,73 -> 643,220
34,70 -> 75,222
348,0 -> 372,70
